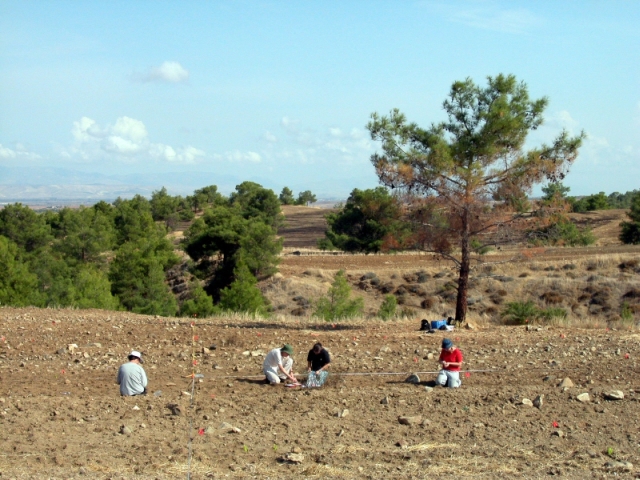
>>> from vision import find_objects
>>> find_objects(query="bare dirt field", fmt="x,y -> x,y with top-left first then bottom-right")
1,206 -> 640,479
1,309 -> 639,479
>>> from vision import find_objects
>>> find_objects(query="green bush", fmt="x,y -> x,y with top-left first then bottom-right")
502,301 -> 539,324
620,192 -> 640,245
321,187 -> 407,253
218,264 -> 269,315
530,219 -> 595,246
503,301 -> 569,324
314,270 -> 364,321
377,294 -> 397,320
180,285 -> 217,318
538,307 -> 567,322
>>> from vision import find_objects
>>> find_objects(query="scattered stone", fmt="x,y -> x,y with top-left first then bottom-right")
465,321 -> 477,330
424,386 -> 433,393
337,409 -> 349,418
558,377 -> 574,388
204,426 -> 215,435
119,425 -> 133,435
166,404 -> 181,416
604,390 -> 624,400
280,453 -> 304,464
380,396 -> 390,405
533,395 -> 544,409
219,422 -> 241,433
551,430 -> 565,438
605,460 -> 633,471
543,376 -> 555,382
405,374 -> 420,384
132,405 -> 140,410
576,393 -> 590,403
166,382 -> 176,386
396,439 -> 408,448
521,398 -> 533,407
398,415 -> 422,425
426,353 -> 434,360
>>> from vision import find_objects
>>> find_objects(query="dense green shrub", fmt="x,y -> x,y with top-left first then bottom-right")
501,301 -> 539,324
0,236 -> 42,307
377,294 -> 397,320
502,301 -> 567,324
620,191 -> 640,244
529,218 -> 595,246
314,270 -> 364,321
320,187 -> 407,253
218,264 -> 268,315
180,285 -> 217,318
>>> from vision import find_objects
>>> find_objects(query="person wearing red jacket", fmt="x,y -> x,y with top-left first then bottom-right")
436,338 -> 463,388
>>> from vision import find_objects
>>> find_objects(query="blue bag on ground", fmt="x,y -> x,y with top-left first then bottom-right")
430,320 -> 448,330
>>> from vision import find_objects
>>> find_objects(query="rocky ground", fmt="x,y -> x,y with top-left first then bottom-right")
1,307 -> 639,479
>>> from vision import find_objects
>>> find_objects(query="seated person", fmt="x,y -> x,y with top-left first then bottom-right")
263,344 -> 296,385
117,350 -> 148,396
436,338 -> 463,388
306,342 -> 331,387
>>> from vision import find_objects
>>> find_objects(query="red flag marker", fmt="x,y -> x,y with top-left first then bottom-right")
413,357 -> 418,363
332,324 -> 336,329
552,421 -> 559,428
61,369 -> 65,374
198,428 -> 205,436
193,360 -> 198,366
560,334 -> 566,339
257,332 -> 262,336
194,335 -> 199,341
464,372 -> 471,378
625,353 -> 630,359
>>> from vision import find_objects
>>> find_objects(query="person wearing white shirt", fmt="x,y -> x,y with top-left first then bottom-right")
263,344 -> 296,385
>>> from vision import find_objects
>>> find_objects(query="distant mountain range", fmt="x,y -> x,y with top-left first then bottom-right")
0,166 -> 355,203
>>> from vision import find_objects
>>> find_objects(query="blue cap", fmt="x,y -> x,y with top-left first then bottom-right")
442,338 -> 453,349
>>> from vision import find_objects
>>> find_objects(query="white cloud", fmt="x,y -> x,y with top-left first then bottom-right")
137,61 -> 189,83
65,116 -> 204,163
263,131 -> 277,143
0,143 -> 41,160
425,1 -> 541,34
266,118 -> 374,165
213,150 -> 262,163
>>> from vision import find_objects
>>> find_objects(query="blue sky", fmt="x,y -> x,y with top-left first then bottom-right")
1,1 -> 639,199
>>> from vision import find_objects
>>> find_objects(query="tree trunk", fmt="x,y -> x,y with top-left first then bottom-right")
455,209 -> 471,324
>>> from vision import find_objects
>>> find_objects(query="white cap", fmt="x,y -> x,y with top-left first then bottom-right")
129,351 -> 143,363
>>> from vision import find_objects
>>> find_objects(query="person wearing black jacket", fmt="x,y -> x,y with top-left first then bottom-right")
307,342 -> 330,373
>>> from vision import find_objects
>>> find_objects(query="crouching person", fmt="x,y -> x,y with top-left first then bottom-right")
263,344 -> 297,385
436,338 -> 463,388
117,350 -> 148,396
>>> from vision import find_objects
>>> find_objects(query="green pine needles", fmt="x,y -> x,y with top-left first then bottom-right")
314,270 -> 364,321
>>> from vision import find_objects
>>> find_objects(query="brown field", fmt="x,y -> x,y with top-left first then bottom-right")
1,206 -> 639,479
